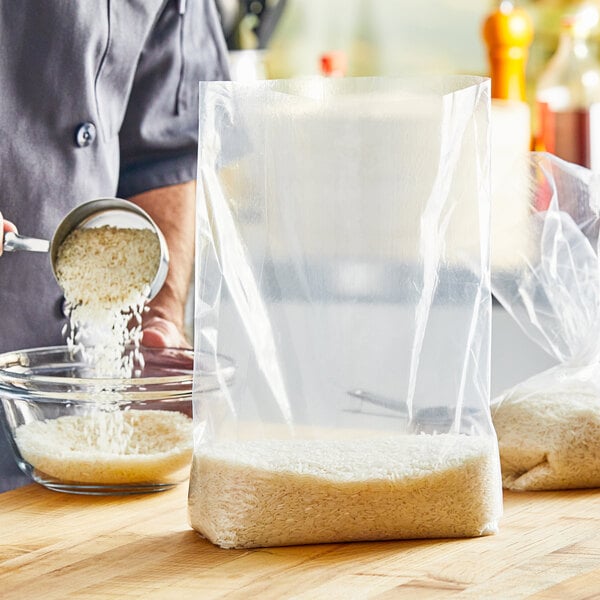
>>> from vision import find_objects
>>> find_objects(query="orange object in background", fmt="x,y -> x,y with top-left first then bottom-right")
482,0 -> 534,102
482,1 -> 537,265
320,51 -> 347,77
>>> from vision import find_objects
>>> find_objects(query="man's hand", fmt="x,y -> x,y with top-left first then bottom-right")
128,181 -> 195,349
142,309 -> 191,349
0,212 -> 17,257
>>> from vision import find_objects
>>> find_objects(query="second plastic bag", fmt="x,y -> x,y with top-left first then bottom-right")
493,152 -> 600,491
190,76 -> 502,548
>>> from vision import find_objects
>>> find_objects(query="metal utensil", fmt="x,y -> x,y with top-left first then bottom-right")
2,197 -> 169,301
346,388 -> 409,416
2,232 -> 50,253
346,389 -> 485,433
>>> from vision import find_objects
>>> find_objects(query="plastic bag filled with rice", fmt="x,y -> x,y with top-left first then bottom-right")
189,76 -> 503,548
493,152 -> 600,491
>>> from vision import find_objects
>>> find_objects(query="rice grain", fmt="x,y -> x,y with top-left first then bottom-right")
16,410 -> 192,484
493,388 -> 600,490
188,434 -> 501,548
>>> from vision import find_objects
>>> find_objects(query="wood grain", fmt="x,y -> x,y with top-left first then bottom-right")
2,484 -> 600,599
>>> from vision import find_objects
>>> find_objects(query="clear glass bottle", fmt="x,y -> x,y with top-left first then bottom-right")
536,5 -> 600,169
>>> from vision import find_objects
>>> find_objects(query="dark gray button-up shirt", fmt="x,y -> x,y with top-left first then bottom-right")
0,0 -> 229,490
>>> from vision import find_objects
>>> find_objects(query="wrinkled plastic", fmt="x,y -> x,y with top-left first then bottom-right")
190,76 -> 502,547
492,152 -> 600,490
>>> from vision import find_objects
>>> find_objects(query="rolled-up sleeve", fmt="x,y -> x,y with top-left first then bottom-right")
117,0 -> 229,198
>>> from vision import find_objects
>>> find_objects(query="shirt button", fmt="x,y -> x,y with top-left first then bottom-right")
75,122 -> 96,148
55,296 -> 67,318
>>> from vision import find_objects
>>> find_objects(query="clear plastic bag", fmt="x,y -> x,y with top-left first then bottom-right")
492,152 -> 600,491
189,76 -> 502,548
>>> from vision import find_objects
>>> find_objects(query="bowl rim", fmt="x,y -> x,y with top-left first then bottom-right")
0,345 -> 235,395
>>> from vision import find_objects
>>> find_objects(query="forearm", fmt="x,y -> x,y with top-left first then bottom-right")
128,181 -> 195,333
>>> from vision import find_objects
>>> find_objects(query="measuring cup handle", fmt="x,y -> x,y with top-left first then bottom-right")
3,232 -> 50,253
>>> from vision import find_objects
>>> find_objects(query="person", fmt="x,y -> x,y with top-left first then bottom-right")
0,0 -> 230,491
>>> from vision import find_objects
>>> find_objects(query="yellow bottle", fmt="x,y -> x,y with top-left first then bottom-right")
482,1 -> 535,270
483,0 -> 534,102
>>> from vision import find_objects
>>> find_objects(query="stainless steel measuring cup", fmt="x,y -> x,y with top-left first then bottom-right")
2,197 -> 169,301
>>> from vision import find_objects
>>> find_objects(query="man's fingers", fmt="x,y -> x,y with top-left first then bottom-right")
1,213 -> 18,233
142,315 -> 191,350
0,212 -> 17,256
1,212 -> 18,256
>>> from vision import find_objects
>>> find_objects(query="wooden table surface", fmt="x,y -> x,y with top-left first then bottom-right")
2,483 -> 600,599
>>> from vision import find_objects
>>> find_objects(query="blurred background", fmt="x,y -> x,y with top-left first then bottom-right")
205,0 -> 600,396
215,0 -> 596,88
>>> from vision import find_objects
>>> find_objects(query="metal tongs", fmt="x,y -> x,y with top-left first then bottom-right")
2,197 -> 169,301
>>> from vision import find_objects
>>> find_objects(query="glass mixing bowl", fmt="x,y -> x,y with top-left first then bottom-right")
0,346 -> 234,495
